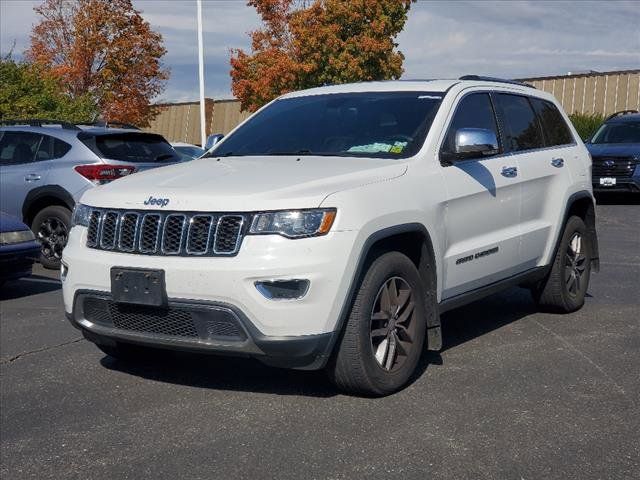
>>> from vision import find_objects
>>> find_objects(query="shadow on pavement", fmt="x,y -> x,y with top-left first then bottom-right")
595,192 -> 640,205
100,351 -> 338,398
101,286 -> 539,397
0,275 -> 61,301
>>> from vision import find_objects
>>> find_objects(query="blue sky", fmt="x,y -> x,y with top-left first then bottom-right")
1,0 -> 638,102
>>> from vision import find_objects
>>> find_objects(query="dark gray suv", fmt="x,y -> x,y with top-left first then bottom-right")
0,120 -> 181,268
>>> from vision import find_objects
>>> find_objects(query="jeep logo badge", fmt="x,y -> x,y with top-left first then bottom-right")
144,196 -> 170,207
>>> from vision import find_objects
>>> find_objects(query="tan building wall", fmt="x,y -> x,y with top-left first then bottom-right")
145,98 -> 250,146
148,69 -> 640,144
518,69 -> 640,116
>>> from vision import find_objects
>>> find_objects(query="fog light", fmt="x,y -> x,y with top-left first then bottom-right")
60,262 -> 68,282
255,279 -> 310,300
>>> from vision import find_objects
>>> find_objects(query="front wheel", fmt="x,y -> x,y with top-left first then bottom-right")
31,205 -> 71,270
532,215 -> 592,312
327,252 -> 427,396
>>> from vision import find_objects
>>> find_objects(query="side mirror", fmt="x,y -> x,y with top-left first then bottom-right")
454,128 -> 499,158
205,133 -> 224,151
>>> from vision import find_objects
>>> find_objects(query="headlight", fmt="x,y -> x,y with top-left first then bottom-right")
71,203 -> 91,227
0,229 -> 35,245
249,209 -> 336,238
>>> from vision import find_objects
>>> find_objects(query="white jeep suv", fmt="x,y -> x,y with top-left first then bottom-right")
62,77 -> 599,395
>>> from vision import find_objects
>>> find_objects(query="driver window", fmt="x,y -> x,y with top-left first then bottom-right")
442,93 -> 500,154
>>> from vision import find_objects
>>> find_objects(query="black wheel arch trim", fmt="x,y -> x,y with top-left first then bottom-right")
324,223 -> 442,363
22,185 -> 75,224
555,191 -> 600,273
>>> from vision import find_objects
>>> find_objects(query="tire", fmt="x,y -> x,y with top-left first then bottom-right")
532,215 -> 592,313
95,342 -> 150,362
31,205 -> 72,270
327,252 -> 427,396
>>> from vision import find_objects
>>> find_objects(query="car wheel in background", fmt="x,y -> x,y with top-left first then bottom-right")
32,205 -> 72,270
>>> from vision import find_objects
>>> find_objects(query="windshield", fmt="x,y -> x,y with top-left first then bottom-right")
79,132 -> 181,163
208,91 -> 443,159
590,121 -> 640,144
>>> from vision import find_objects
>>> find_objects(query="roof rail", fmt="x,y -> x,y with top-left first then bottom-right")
458,75 -> 535,88
605,109 -> 639,121
0,119 -> 81,130
84,121 -> 140,130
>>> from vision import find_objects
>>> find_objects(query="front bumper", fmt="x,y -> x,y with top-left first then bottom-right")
592,167 -> 640,193
66,291 -> 334,369
62,226 -> 361,369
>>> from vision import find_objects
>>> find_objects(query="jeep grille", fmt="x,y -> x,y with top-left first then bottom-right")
85,208 -> 246,256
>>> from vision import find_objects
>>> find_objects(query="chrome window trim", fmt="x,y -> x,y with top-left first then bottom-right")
438,88 -> 577,166
161,214 -> 187,255
213,215 -> 244,255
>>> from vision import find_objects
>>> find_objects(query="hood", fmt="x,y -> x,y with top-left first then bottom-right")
586,143 -> 640,158
80,155 -> 407,211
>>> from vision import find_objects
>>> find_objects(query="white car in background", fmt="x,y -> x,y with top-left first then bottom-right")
171,142 -> 205,161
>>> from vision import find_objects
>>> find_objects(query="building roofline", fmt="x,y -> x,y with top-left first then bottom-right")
517,69 -> 640,82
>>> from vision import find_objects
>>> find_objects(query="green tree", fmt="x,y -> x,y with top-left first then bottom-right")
568,112 -> 605,141
0,56 -> 97,122
231,0 -> 414,111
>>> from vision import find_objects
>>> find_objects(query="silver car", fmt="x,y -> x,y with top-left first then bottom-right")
0,120 -> 181,268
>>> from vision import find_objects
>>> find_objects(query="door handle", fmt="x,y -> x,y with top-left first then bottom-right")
25,174 -> 41,182
551,158 -> 564,168
501,166 -> 518,178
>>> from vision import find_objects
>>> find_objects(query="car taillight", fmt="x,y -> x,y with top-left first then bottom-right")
74,164 -> 136,184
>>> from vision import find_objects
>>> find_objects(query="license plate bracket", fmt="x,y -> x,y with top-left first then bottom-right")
111,267 -> 167,306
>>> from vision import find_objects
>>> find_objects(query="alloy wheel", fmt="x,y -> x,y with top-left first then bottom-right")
370,276 -> 417,372
564,232 -> 587,297
37,217 -> 68,261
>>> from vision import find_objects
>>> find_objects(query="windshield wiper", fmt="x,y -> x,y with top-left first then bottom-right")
264,149 -> 313,155
155,153 -> 175,161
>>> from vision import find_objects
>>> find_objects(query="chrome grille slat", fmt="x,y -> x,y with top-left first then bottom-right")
186,215 -> 215,255
118,212 -> 140,251
85,209 -> 245,257
161,214 -> 187,254
99,211 -> 119,250
214,215 -> 244,254
139,214 -> 162,253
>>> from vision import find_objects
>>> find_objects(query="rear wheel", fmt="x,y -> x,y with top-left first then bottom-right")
328,252 -> 427,396
532,215 -> 592,312
32,205 -> 71,270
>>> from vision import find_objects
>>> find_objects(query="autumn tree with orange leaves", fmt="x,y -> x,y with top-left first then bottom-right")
26,0 -> 169,126
230,0 -> 413,111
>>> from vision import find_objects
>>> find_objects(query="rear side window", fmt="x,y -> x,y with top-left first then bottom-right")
0,131 -> 42,165
495,94 -> 545,152
442,93 -> 500,154
530,98 -> 574,146
79,132 -> 180,163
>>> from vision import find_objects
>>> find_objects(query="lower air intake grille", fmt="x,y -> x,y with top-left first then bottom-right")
84,297 -> 198,338
81,296 -> 248,342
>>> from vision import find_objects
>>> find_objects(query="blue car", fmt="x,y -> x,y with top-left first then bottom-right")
586,110 -> 640,193
0,212 -> 41,287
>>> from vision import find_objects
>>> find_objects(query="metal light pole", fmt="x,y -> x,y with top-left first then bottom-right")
196,0 -> 206,148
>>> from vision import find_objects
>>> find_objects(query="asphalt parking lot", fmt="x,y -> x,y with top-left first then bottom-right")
1,195 -> 639,480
